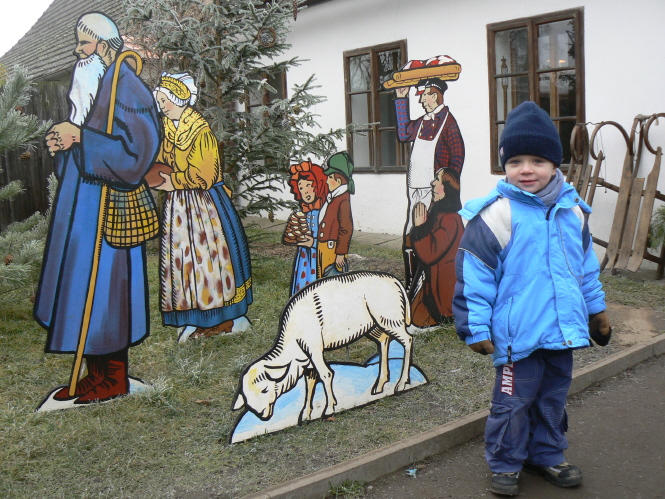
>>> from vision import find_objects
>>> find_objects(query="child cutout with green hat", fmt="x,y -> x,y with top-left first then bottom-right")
453,101 -> 612,496
317,151 -> 354,277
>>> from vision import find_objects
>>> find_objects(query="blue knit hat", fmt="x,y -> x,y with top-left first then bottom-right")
499,101 -> 562,169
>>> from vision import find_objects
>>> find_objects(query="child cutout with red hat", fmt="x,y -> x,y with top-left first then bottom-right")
283,160 -> 329,295
453,101 -> 612,496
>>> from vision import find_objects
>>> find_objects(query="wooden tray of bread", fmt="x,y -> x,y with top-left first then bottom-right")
383,55 -> 461,90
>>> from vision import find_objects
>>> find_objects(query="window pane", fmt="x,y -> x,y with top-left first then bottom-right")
497,123 -> 505,168
539,73 -> 551,112
248,86 -> 262,107
559,119 -> 575,164
380,130 -> 397,167
377,49 -> 401,87
248,72 -> 284,108
349,54 -> 370,92
538,19 -> 575,70
268,73 -> 285,100
496,75 -> 529,120
350,93 -> 370,125
344,41 -> 405,171
495,28 -> 528,74
379,92 -> 396,128
557,71 -> 576,116
352,132 -> 370,167
539,70 -> 576,117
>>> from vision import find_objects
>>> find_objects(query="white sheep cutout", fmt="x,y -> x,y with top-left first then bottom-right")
232,271 -> 414,423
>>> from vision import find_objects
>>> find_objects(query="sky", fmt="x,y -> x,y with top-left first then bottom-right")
0,0 -> 52,57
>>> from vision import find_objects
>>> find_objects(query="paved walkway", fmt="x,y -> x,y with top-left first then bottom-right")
365,354 -> 665,498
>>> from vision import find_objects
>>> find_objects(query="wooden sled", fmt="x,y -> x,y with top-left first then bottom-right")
577,114 -> 665,278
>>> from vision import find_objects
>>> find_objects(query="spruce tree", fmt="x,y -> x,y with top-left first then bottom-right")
123,0 -> 344,217
0,66 -> 53,297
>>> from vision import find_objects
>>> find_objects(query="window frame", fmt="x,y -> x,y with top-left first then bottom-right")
487,8 -> 585,174
343,39 -> 409,173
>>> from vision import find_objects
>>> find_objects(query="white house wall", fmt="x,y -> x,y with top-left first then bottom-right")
278,0 -> 665,248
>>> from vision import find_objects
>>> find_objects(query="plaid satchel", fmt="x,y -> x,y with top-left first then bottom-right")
103,183 -> 159,248
100,51 -> 160,249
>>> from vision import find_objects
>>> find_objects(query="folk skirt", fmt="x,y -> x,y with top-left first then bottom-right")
160,182 -> 252,327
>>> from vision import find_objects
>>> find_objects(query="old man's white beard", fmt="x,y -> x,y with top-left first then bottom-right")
68,53 -> 107,126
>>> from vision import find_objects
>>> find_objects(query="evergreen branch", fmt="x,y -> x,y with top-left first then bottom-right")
119,0 -> 344,216
0,180 -> 24,202
0,66 -> 51,153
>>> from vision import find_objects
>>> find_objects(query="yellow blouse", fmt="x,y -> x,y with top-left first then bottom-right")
157,108 -> 222,190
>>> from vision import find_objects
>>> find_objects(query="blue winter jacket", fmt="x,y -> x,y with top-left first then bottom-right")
453,179 -> 606,366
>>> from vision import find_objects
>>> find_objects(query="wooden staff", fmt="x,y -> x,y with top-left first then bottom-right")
67,51 -> 143,397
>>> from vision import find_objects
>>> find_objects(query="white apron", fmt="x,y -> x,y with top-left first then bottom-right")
404,112 -> 448,233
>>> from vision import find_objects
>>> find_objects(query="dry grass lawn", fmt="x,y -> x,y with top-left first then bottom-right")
1,228 -> 662,497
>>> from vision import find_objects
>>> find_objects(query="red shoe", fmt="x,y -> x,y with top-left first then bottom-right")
75,350 -> 129,404
53,356 -> 104,401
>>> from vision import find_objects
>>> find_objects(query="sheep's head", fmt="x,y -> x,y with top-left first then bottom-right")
233,360 -> 290,420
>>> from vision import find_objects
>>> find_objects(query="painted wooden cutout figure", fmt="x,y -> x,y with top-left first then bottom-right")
384,55 -> 465,329
317,151 -> 354,277
151,72 -> 253,342
282,160 -> 329,295
230,271 -> 428,443
35,12 -> 160,411
408,168 -> 464,328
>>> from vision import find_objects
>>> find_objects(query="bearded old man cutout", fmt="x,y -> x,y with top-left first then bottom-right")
35,12 -> 160,410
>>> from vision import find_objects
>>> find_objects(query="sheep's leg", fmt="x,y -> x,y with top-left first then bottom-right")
308,350 -> 337,416
392,327 -> 413,393
299,367 -> 318,423
368,329 -> 390,395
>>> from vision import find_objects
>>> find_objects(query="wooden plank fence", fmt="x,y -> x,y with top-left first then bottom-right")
0,75 -> 70,229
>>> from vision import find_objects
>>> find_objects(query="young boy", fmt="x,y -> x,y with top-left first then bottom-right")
453,101 -> 612,496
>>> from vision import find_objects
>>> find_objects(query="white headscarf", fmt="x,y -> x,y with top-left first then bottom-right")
153,72 -> 199,107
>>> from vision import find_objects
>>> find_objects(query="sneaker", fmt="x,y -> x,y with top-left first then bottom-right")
490,471 -> 520,496
524,461 -> 582,488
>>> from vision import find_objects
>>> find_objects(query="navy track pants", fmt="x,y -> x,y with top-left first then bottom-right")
485,349 -> 573,472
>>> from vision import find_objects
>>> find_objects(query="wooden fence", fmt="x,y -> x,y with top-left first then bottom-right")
0,74 -> 70,229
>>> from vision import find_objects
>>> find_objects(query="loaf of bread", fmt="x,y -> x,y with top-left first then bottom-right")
383,55 -> 461,90
145,162 -> 173,188
282,211 -> 312,244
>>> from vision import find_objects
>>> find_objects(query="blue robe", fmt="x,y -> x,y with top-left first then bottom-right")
34,60 -> 160,355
